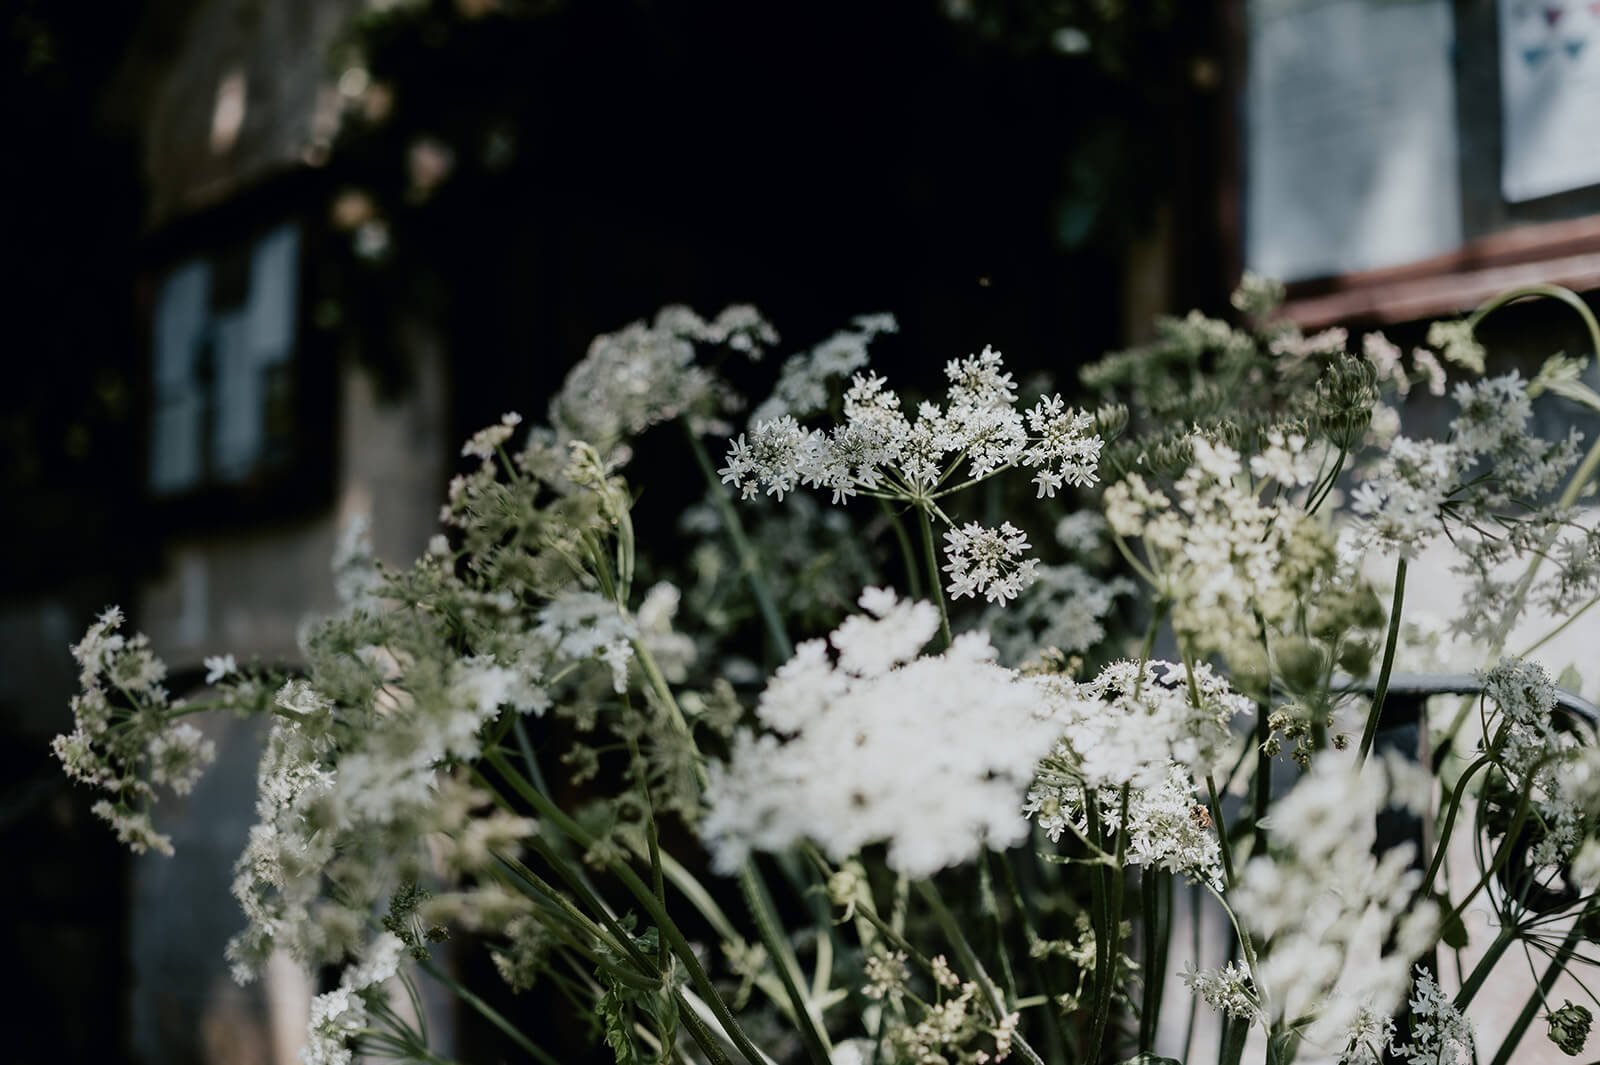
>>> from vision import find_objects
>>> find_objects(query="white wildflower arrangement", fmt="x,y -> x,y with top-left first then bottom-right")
53,288 -> 1600,1065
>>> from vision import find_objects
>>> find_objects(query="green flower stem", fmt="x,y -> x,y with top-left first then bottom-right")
879,498 -> 924,599
1486,908 -> 1592,1065
737,863 -> 836,1064
1517,589 -> 1600,657
1138,871 -> 1170,1055
676,990 -> 736,1065
419,956 -> 564,1065
915,880 -> 1049,1065
1217,1010 -> 1249,1065
1251,608 -> 1273,860
1437,758 -> 1552,946
510,843 -> 657,975
997,852 -> 1070,1065
628,732 -> 672,972
1205,775 -> 1237,890
485,749 -> 770,1065
1091,786 -> 1130,1065
686,426 -> 793,662
1357,556 -> 1407,764
1419,754 -> 1495,902
977,855 -> 1019,1008
1454,924 -> 1517,1011
916,503 -> 953,647
628,638 -> 836,1063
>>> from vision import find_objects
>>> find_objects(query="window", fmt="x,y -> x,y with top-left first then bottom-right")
150,222 -> 301,497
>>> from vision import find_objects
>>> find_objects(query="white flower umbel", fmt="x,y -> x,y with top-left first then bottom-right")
943,521 -> 1040,604
719,345 -> 1101,507
549,305 -> 776,462
751,313 -> 898,424
1479,657 -> 1582,864
1230,750 -> 1440,1055
1029,762 -> 1224,888
1038,659 -> 1251,790
302,932 -> 407,1065
1181,961 -> 1259,1022
1104,435 -> 1335,661
1391,968 -> 1474,1065
981,562 -> 1135,666
702,588 -> 1064,878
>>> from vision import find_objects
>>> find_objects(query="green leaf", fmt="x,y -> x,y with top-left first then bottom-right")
1436,894 -> 1469,949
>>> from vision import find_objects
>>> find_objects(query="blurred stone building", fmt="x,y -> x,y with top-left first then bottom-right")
3,2 -> 450,1062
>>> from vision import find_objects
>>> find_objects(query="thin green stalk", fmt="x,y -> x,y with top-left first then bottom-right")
1251,610 -> 1273,859
1438,775 -> 1537,940
1139,871 -> 1170,1055
1357,556 -> 1407,764
419,957 -> 564,1065
1181,882 -> 1202,1065
1516,588 -> 1600,656
737,863 -> 835,1065
486,749 -> 769,1065
686,426 -> 793,661
1455,924 -> 1517,1010
1217,1012 -> 1249,1065
1085,789 -> 1122,1064
677,991 -> 736,1065
880,498 -> 924,599
1419,754 -> 1495,901
1206,775 -> 1237,889
997,853 -> 1070,1065
1487,913 -> 1591,1065
978,855 -> 1019,1008
627,641 -> 834,1063
916,503 -> 953,647
629,732 -> 672,972
915,880 -> 1049,1065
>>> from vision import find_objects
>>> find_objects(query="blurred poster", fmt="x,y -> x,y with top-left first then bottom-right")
1247,0 -> 1462,281
1500,0 -> 1600,202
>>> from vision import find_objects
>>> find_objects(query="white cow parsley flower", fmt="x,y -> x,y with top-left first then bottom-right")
1182,961 -> 1260,1021
1038,659 -> 1250,789
943,521 -> 1040,604
703,588 -> 1063,878
204,654 -> 238,684
1391,968 -> 1474,1065
720,344 -> 1100,508
1233,751 -> 1440,1055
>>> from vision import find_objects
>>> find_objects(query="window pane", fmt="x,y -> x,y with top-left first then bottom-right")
150,260 -> 210,495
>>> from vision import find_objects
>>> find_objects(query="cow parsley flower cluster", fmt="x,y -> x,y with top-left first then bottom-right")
545,304 -> 777,463
50,292 -> 1600,1065
1349,372 -> 1582,558
1034,658 -> 1251,789
302,932 -> 406,1065
1390,968 -> 1475,1065
943,521 -> 1039,604
1479,657 -> 1583,864
702,588 -> 1064,877
1227,751 -> 1440,1056
750,313 -> 898,423
719,344 -> 1101,505
1029,763 -> 1225,888
51,607 -> 218,856
1105,434 -> 1335,660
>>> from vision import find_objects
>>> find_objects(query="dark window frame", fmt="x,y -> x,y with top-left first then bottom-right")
135,172 -> 338,532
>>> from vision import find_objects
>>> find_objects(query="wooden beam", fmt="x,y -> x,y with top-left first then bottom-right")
1280,216 -> 1600,328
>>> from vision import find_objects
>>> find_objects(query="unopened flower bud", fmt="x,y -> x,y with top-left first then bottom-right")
827,867 -> 863,911
1273,636 -> 1327,693
1549,1001 -> 1591,1056
1338,637 -> 1376,678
